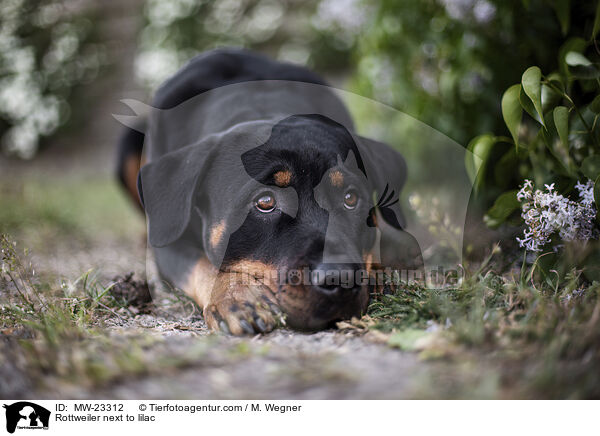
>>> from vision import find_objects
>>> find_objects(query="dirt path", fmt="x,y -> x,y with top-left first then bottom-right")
18,234 -> 432,400
4,219 -> 500,400
91,331 -> 426,400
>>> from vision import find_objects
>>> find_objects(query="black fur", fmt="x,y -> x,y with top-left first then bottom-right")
117,48 -> 422,330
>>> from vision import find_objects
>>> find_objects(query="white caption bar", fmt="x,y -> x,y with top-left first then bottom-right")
1,400 -> 598,436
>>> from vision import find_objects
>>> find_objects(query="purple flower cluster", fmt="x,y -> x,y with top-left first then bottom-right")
516,179 -> 597,252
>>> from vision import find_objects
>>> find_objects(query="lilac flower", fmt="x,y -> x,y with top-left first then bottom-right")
516,179 -> 598,252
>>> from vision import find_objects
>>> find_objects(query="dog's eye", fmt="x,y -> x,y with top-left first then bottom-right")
255,192 -> 276,213
343,189 -> 358,210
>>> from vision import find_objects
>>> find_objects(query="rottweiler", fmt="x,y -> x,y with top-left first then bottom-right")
117,48 -> 422,335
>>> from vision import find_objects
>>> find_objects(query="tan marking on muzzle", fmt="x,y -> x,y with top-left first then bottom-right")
274,170 -> 292,187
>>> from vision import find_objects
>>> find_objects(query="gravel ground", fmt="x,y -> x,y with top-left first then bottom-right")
0,219 -> 447,400
90,330 -> 426,400
32,239 -> 434,399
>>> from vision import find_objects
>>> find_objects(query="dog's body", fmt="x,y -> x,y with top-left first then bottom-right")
118,49 -> 421,335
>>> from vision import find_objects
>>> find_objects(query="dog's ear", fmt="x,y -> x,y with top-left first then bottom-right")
138,139 -> 216,247
355,135 -> 407,230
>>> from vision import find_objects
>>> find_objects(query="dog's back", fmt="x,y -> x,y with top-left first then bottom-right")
116,48 -> 351,204
152,49 -> 328,109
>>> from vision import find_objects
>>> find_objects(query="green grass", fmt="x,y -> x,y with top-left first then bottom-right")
0,233 -> 222,391
0,177 -> 144,243
366,255 -> 600,398
1,233 -> 123,340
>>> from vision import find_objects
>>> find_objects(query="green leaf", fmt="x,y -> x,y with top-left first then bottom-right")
565,51 -> 592,66
595,175 -> 600,206
537,127 -> 571,176
484,190 -> 520,228
568,64 -> 600,79
551,0 -> 570,35
564,51 -> 600,78
559,39 -> 586,77
545,72 -> 565,94
535,252 -> 559,288
519,86 -> 538,122
553,106 -> 569,148
584,246 -> 600,282
522,67 -> 545,127
494,148 -> 518,189
502,84 -> 523,148
541,84 -> 561,113
594,0 -> 600,40
465,134 -> 496,191
581,155 -> 600,180
590,96 -> 600,114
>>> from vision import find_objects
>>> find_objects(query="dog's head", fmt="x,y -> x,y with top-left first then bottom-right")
140,114 -> 410,330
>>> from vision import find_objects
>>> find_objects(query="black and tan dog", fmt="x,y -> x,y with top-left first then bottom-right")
117,49 -> 421,335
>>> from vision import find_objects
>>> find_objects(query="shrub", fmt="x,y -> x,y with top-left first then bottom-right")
134,0 -> 355,90
0,0 -> 105,158
469,2 -> 600,244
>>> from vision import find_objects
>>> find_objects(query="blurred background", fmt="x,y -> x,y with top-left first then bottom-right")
1,0 -> 587,157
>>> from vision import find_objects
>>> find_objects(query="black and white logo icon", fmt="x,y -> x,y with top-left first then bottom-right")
3,402 -> 50,434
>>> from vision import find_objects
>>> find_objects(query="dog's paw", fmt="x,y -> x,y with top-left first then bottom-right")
203,275 -> 284,335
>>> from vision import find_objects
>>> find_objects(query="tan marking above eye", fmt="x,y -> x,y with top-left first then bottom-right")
256,193 -> 276,212
273,170 -> 292,187
209,221 -> 226,248
329,170 -> 344,188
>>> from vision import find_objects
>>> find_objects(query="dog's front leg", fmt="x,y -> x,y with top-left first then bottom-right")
184,258 -> 283,335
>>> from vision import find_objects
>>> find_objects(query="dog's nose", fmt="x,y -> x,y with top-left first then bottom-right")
310,263 -> 361,295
